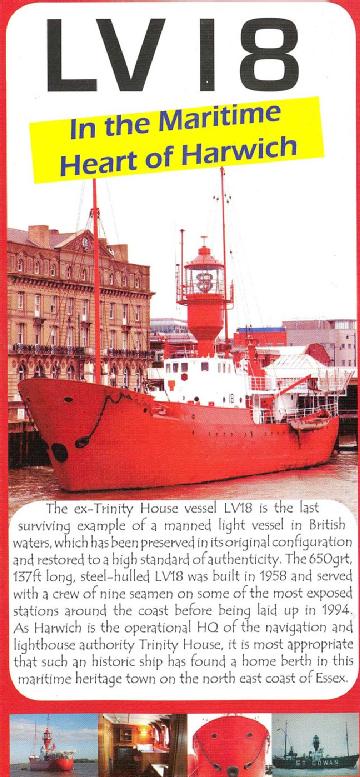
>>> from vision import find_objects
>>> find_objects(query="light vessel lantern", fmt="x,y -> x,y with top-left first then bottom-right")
177,238 -> 228,356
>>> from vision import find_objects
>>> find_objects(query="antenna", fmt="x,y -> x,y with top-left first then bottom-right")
220,167 -> 229,352
91,179 -> 101,384
180,228 -> 185,303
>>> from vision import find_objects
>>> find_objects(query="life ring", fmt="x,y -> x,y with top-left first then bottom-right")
181,373 -> 188,381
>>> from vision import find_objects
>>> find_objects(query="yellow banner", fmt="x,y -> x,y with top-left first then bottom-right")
30,97 -> 323,183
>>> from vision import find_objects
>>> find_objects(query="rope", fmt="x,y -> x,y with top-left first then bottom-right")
74,390 -> 132,449
244,735 -> 270,770
193,731 -> 269,774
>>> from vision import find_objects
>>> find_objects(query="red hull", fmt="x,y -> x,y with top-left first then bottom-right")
29,756 -> 74,772
20,378 -> 339,492
192,716 -> 269,777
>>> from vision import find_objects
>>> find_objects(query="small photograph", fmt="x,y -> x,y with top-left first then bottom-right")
98,714 -> 187,777
188,714 -> 272,777
272,714 -> 359,777
10,714 -> 98,775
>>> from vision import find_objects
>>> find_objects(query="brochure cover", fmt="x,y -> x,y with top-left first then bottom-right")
0,0 -> 359,774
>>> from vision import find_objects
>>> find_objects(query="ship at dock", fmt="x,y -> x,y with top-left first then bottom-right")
29,721 -> 74,772
19,172 -> 352,492
273,723 -> 359,771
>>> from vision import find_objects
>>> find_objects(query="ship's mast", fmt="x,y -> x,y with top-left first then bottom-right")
91,179 -> 101,384
180,228 -> 185,301
220,166 -> 229,353
346,724 -> 349,756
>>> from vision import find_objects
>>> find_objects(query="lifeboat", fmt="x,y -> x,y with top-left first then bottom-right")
288,409 -> 331,432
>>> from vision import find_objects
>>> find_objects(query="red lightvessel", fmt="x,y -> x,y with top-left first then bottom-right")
189,715 -> 269,777
19,173 -> 351,492
29,720 -> 74,772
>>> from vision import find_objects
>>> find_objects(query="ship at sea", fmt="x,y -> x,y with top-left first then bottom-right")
273,723 -> 359,771
29,720 -> 74,772
19,173 -> 352,492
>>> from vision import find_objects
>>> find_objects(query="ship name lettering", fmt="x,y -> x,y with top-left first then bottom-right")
48,18 -> 298,93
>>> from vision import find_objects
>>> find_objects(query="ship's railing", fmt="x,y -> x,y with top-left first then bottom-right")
250,371 -> 352,395
257,400 -> 339,424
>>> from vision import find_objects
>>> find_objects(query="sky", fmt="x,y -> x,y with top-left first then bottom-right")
6,3 -> 356,333
10,714 -> 98,763
272,714 -> 359,760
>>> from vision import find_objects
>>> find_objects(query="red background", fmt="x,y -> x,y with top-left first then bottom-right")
0,0 -> 359,771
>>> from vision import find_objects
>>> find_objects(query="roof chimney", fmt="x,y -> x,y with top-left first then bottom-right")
28,225 -> 51,249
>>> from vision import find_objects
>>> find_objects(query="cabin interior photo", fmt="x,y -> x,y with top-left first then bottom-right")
98,714 -> 187,777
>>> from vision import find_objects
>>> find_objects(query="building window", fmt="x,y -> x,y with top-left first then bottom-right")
201,362 -> 209,371
50,327 -> 57,346
82,236 -> 89,251
34,260 -> 40,275
17,292 -> 24,310
34,328 -> 41,346
109,302 -> 115,320
81,327 -> 89,347
50,295 -> 58,314
123,366 -> 129,388
110,365 -> 117,386
67,298 -> 74,316
34,362 -> 45,377
81,268 -> 87,281
82,299 -> 89,318
135,275 -> 140,289
66,327 -> 73,347
122,273 -> 128,287
18,362 -> 26,381
50,264 -> 56,277
66,265 -> 72,279
34,294 -> 41,317
17,257 -> 24,272
173,363 -> 179,373
181,363 -> 188,372
135,305 -> 141,322
67,364 -> 75,380
109,272 -> 114,286
135,336 -> 141,351
122,333 -> 128,350
123,304 -> 129,324
17,323 -> 25,344
110,330 -> 116,349
52,362 -> 60,379
136,369 -> 142,390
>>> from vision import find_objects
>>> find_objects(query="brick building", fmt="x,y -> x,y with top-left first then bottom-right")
8,224 -> 153,409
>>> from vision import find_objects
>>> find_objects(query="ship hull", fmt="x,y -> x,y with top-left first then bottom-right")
193,716 -> 269,777
29,757 -> 74,772
19,379 -> 339,492
273,755 -> 359,770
